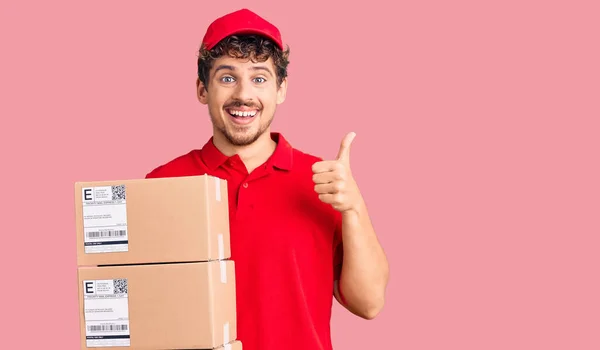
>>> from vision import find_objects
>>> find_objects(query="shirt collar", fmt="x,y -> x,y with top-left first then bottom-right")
269,132 -> 293,170
200,132 -> 293,171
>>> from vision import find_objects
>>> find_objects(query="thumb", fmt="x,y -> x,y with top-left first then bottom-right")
336,132 -> 356,162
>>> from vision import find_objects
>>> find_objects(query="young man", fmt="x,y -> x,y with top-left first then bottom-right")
145,8 -> 389,350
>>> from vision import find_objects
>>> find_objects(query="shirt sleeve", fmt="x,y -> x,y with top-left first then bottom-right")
332,211 -> 347,305
333,211 -> 344,281
144,165 -> 164,179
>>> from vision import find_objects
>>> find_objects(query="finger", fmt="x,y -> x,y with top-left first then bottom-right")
318,193 -> 338,204
312,160 -> 339,174
312,172 -> 339,184
314,182 -> 341,194
336,132 -> 356,162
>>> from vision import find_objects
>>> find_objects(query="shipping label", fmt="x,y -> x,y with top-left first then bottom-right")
83,278 -> 131,347
82,185 -> 128,253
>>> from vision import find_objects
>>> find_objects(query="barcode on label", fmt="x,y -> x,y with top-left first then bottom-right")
88,324 -> 128,332
86,230 -> 126,238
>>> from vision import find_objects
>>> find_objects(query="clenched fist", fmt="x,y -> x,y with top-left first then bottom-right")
312,132 -> 362,213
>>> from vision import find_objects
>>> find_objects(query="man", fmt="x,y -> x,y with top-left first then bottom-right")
145,8 -> 389,350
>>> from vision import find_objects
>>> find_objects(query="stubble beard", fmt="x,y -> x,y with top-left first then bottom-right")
211,112 -> 274,147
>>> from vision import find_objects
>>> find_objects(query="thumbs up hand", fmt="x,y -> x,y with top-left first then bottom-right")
312,132 -> 362,213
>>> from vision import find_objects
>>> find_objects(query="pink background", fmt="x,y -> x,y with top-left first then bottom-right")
1,0 -> 599,349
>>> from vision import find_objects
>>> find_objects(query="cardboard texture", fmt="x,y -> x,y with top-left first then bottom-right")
77,261 -> 237,350
180,340 -> 243,350
216,340 -> 243,350
74,175 -> 230,266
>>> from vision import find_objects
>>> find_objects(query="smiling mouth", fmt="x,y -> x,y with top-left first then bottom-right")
225,108 -> 260,125
226,108 -> 258,118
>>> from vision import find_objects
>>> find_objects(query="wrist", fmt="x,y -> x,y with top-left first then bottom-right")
342,196 -> 366,220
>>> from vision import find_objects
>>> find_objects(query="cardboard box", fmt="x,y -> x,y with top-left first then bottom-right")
217,340 -> 243,350
77,260 -> 237,349
74,175 -> 230,266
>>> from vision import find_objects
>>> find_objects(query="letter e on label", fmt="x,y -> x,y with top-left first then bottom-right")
84,281 -> 95,294
83,188 -> 93,202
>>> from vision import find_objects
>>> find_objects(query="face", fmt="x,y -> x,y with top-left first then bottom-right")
197,55 -> 287,146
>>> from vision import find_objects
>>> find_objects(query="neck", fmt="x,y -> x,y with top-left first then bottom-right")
212,130 -> 277,173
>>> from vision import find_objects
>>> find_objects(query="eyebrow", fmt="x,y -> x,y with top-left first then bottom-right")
250,66 -> 274,77
214,64 -> 236,73
214,64 -> 274,77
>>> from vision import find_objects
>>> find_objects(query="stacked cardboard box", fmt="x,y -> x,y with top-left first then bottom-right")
74,175 -> 241,350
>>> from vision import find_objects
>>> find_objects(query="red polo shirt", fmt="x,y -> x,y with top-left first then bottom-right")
145,133 -> 344,350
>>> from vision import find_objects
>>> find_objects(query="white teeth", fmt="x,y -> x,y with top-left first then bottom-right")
229,110 -> 257,117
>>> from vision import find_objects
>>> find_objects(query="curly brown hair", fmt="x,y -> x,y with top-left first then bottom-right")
197,34 -> 290,88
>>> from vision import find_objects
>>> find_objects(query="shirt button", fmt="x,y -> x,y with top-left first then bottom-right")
242,183 -> 248,188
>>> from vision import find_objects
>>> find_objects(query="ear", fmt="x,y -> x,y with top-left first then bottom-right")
276,77 -> 288,105
196,77 -> 208,105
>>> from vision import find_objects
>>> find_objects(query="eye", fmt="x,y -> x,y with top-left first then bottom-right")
253,77 -> 266,84
220,76 -> 235,83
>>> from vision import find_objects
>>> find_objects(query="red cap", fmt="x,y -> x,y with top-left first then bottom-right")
201,8 -> 284,51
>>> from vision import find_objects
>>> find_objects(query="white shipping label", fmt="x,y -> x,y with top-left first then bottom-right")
83,279 -> 131,348
82,185 -> 128,253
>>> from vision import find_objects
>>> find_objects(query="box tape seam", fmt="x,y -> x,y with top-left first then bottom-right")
223,322 -> 230,345
215,177 -> 221,202
218,234 -> 224,260
220,260 -> 227,283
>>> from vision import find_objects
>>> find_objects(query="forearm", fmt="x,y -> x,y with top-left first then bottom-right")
337,198 -> 389,319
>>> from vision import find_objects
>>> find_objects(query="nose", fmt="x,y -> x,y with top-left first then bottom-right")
232,78 -> 254,102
